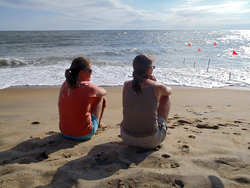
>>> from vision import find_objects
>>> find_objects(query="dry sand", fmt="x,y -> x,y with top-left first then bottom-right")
0,86 -> 250,188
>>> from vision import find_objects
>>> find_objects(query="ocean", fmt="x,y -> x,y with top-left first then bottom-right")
0,30 -> 249,90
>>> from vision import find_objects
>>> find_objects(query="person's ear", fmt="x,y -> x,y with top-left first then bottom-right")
80,70 -> 85,75
78,70 -> 84,79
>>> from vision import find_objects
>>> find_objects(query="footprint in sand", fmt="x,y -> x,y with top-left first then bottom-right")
138,153 -> 180,169
193,118 -> 203,123
193,112 -> 202,116
171,163 -> 180,168
162,154 -> 171,158
79,151 -> 131,173
180,145 -> 189,154
186,108 -> 202,116
62,153 -> 72,158
172,179 -> 184,188
233,132 -> 241,135
217,123 -> 227,127
196,123 -> 219,130
188,135 -> 196,139
233,177 -> 250,184
234,120 -> 243,123
191,130 -> 202,134
207,106 -> 212,109
173,114 -> 181,119
31,121 -> 40,125
177,119 -> 192,125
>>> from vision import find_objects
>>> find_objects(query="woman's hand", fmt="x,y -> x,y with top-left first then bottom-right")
149,75 -> 157,81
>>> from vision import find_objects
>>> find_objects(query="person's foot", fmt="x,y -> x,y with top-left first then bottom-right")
99,123 -> 107,129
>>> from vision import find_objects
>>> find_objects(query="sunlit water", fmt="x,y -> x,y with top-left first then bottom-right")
0,30 -> 249,89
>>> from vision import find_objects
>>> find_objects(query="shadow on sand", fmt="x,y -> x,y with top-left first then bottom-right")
0,133 -> 81,165
36,141 -> 156,187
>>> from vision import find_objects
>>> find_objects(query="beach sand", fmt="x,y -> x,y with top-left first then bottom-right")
0,86 -> 250,188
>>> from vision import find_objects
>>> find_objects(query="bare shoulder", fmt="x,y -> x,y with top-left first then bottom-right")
123,80 -> 132,95
154,82 -> 166,89
154,82 -> 172,96
124,80 -> 133,87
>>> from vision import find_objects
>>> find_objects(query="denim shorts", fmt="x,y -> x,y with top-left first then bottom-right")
63,114 -> 99,141
121,116 -> 168,149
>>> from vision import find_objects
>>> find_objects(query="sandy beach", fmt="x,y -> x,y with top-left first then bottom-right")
0,86 -> 250,188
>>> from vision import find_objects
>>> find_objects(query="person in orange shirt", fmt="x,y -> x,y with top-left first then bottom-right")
58,57 -> 107,141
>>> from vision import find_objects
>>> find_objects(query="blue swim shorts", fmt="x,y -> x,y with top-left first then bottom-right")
63,114 -> 99,141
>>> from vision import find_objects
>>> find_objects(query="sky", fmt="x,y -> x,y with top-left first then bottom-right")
0,0 -> 250,31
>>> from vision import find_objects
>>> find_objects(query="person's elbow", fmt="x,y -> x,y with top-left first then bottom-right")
167,87 -> 172,95
96,87 -> 107,97
161,85 -> 172,96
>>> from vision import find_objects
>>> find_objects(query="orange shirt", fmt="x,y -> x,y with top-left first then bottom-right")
58,81 -> 99,137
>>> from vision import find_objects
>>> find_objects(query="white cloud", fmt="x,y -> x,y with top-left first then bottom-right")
165,0 -> 250,29
0,0 -> 152,24
0,0 -> 250,30
172,1 -> 250,16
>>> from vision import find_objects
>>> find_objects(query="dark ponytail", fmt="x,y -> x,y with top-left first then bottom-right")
132,54 -> 153,94
132,69 -> 147,94
65,57 -> 91,89
65,68 -> 81,89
